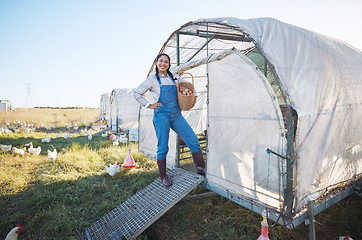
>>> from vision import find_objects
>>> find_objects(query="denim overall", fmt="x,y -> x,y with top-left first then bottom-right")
153,75 -> 201,160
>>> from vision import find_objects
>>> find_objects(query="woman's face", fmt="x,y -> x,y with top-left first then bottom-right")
156,55 -> 170,75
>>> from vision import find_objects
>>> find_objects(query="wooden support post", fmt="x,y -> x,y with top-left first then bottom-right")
181,192 -> 217,202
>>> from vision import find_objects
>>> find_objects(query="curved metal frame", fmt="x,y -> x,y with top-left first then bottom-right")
148,19 -> 299,225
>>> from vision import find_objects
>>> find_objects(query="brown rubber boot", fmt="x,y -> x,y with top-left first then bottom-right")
157,159 -> 172,187
192,151 -> 206,175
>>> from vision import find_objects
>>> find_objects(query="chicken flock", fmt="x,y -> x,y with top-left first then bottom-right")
1,122 -> 131,176
1,144 -> 56,161
1,122 -> 137,238
0,123 -> 98,161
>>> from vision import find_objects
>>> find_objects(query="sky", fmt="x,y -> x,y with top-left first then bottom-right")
0,0 -> 361,108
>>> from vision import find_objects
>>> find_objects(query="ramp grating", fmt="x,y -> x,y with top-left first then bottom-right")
83,168 -> 204,240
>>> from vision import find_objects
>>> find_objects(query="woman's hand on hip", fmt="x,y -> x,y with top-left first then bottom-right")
148,102 -> 162,109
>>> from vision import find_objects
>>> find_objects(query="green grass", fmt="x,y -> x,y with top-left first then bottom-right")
1,132 -> 158,239
1,109 -> 361,240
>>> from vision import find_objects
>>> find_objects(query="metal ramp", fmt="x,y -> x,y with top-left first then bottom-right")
83,168 -> 204,240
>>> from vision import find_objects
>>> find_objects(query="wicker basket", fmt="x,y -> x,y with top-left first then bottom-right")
177,72 -> 195,111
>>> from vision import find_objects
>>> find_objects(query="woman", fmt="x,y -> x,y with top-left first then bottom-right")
134,53 -> 205,187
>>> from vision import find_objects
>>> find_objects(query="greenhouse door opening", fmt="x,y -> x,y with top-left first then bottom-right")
178,133 -> 207,174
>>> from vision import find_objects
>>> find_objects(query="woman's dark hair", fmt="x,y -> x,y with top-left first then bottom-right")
155,53 -> 175,82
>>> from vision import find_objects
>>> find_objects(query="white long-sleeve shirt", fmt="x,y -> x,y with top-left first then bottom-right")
134,73 -> 186,108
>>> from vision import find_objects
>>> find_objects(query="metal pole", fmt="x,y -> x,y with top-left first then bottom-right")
266,148 -> 288,159
176,31 -> 181,167
176,31 -> 180,66
186,35 -> 215,63
307,202 -> 316,240
286,114 -> 295,218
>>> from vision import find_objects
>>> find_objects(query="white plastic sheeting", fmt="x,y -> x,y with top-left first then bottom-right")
138,17 -> 362,213
206,17 -> 362,211
110,88 -> 140,132
99,93 -> 110,121
207,50 -> 286,208
99,93 -> 111,127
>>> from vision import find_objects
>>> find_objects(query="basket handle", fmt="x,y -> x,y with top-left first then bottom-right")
177,72 -> 194,88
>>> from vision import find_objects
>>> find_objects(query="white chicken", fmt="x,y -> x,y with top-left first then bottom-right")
88,134 -> 93,141
101,132 -> 108,138
113,139 -> 120,146
0,144 -> 12,151
119,135 -> 128,144
28,143 -> 42,155
24,142 -> 32,147
64,133 -> 70,139
13,147 -> 26,155
5,129 -> 12,133
105,161 -> 120,177
41,137 -> 51,143
47,149 -> 57,161
4,224 -> 23,240
339,236 -> 353,240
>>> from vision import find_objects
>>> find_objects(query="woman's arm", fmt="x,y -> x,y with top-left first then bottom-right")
134,79 -> 152,108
